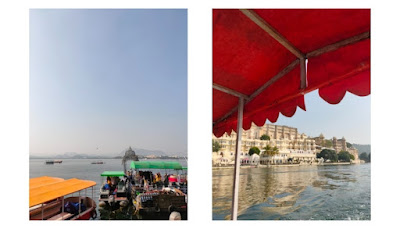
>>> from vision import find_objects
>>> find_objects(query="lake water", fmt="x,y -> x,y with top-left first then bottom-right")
30,158 -> 187,219
213,163 -> 370,220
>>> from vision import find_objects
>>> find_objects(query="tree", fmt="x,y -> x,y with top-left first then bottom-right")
359,152 -> 371,163
338,151 -> 353,162
346,142 -> 353,148
260,134 -> 270,140
249,147 -> 260,156
263,145 -> 279,156
212,140 -> 221,152
317,149 -> 337,162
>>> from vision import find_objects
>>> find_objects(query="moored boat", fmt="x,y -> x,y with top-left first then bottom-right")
30,176 -> 97,220
98,171 -> 131,211
129,161 -> 187,220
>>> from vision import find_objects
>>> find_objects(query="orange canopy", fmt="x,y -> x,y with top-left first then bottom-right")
29,176 -> 65,189
29,177 -> 96,207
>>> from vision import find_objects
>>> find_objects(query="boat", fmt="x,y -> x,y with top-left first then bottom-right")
91,161 -> 104,164
129,161 -> 187,220
45,160 -> 54,164
54,160 -> 63,164
98,171 -> 131,210
29,176 -> 97,220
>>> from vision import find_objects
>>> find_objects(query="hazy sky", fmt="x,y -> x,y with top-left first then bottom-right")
30,9 -> 187,156
273,91 -> 370,145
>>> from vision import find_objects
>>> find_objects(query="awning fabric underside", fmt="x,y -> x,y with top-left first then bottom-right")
213,9 -> 370,137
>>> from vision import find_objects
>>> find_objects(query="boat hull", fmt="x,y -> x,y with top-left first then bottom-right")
29,196 -> 97,220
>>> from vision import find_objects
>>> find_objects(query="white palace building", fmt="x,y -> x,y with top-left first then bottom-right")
212,123 -> 317,166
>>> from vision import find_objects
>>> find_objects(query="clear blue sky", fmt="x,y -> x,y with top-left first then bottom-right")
30,9 -> 187,156
273,90 -> 370,145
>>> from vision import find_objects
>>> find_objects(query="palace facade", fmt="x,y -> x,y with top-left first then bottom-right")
311,134 -> 359,160
212,123 -> 317,165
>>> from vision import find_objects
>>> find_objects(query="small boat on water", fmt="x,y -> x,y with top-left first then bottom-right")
30,176 -> 97,220
91,161 -> 104,164
45,160 -> 62,164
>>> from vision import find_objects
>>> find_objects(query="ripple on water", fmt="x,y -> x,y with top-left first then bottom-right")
213,164 -> 371,220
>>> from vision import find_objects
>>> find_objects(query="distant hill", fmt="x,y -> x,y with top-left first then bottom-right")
352,144 -> 371,155
30,152 -> 113,159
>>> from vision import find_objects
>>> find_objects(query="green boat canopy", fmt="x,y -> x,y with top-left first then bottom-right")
130,161 -> 183,170
101,171 -> 125,177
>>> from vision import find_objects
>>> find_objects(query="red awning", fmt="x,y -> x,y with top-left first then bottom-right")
213,9 -> 370,137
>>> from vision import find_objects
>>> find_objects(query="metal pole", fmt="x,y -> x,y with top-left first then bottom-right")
231,96 -> 244,220
79,191 -> 81,217
300,58 -> 307,89
62,197 -> 64,220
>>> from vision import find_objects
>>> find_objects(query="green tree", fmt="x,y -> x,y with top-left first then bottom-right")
260,134 -> 270,140
346,142 -> 353,148
249,147 -> 260,156
338,151 -> 353,162
263,145 -> 279,156
212,140 -> 221,152
317,149 -> 337,162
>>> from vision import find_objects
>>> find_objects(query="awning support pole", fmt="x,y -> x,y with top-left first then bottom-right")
79,190 -> 81,217
231,96 -> 244,220
62,197 -> 64,219
300,58 -> 307,89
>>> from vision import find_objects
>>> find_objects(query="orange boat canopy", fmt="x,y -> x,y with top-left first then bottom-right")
29,177 -> 96,207
29,176 -> 65,189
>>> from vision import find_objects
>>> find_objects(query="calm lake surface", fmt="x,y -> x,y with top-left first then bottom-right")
30,158 -> 187,211
213,163 -> 370,220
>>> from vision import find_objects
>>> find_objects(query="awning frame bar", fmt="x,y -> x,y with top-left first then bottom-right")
306,31 -> 370,58
212,83 -> 250,100
240,9 -> 305,59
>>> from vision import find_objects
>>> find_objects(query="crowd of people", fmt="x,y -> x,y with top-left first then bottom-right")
102,170 -> 187,193
127,170 -> 172,189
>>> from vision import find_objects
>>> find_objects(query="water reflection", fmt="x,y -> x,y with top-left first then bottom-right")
213,164 -> 370,220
